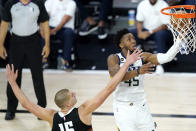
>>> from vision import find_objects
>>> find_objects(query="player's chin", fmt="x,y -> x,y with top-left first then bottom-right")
131,46 -> 137,50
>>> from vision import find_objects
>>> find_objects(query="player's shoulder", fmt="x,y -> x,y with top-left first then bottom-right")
107,54 -> 119,61
107,54 -> 119,65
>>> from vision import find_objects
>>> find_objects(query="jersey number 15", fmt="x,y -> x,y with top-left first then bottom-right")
59,121 -> 75,131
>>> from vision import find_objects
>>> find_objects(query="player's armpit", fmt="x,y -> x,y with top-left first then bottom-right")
23,101 -> 56,125
78,105 -> 92,126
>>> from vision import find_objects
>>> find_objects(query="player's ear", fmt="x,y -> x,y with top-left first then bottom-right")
65,102 -> 71,108
119,42 -> 124,48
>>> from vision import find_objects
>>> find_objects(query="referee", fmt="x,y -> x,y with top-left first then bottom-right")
0,0 -> 50,120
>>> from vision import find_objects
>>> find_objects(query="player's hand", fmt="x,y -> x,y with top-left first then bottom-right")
126,48 -> 143,65
42,45 -> 50,59
6,64 -> 18,84
139,62 -> 155,74
0,45 -> 7,60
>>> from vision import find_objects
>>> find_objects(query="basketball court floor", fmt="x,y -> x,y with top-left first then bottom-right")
0,69 -> 196,131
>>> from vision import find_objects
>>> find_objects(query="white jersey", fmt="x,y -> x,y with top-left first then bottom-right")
113,52 -> 146,102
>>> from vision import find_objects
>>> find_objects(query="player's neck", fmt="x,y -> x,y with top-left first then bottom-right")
122,48 -> 132,58
20,0 -> 31,5
61,107 -> 73,115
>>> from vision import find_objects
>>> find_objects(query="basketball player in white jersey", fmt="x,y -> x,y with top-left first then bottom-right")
107,29 -> 181,131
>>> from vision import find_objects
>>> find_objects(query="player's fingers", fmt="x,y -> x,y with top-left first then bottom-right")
136,51 -> 143,58
43,54 -> 46,58
146,62 -> 152,65
132,48 -> 138,54
42,50 -> 45,56
146,64 -> 155,68
11,64 -> 14,73
5,65 -> 8,77
144,63 -> 154,68
15,70 -> 18,78
146,71 -> 153,74
6,64 -> 8,73
136,49 -> 142,54
43,53 -> 48,59
144,66 -> 154,71
6,64 -> 11,74
127,50 -> 130,56
147,67 -> 155,71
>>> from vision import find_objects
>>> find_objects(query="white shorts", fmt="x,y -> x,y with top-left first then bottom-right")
113,100 -> 155,131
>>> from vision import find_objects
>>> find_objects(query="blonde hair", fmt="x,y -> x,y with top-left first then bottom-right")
54,89 -> 69,109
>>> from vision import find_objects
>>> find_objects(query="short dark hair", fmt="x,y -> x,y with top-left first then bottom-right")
114,29 -> 130,48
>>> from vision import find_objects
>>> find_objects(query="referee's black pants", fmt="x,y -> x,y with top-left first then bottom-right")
6,32 -> 47,113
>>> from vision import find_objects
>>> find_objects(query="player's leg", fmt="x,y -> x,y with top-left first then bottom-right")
113,101 -> 137,131
136,103 -> 156,131
25,33 -> 47,108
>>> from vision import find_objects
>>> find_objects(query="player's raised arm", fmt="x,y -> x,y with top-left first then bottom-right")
79,49 -> 142,115
6,64 -> 56,126
142,37 -> 182,65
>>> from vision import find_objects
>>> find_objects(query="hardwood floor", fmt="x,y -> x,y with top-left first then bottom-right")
0,69 -> 196,131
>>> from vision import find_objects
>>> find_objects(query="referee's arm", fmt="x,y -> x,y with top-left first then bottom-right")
0,20 -> 9,59
40,21 -> 50,59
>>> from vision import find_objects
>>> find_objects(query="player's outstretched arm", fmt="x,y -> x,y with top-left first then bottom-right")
6,64 -> 56,126
142,37 -> 182,65
79,49 -> 142,116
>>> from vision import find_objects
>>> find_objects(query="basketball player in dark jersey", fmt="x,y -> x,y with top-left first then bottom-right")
5,49 -> 143,131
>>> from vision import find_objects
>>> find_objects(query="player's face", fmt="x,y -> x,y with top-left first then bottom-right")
120,33 -> 136,51
68,91 -> 77,106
